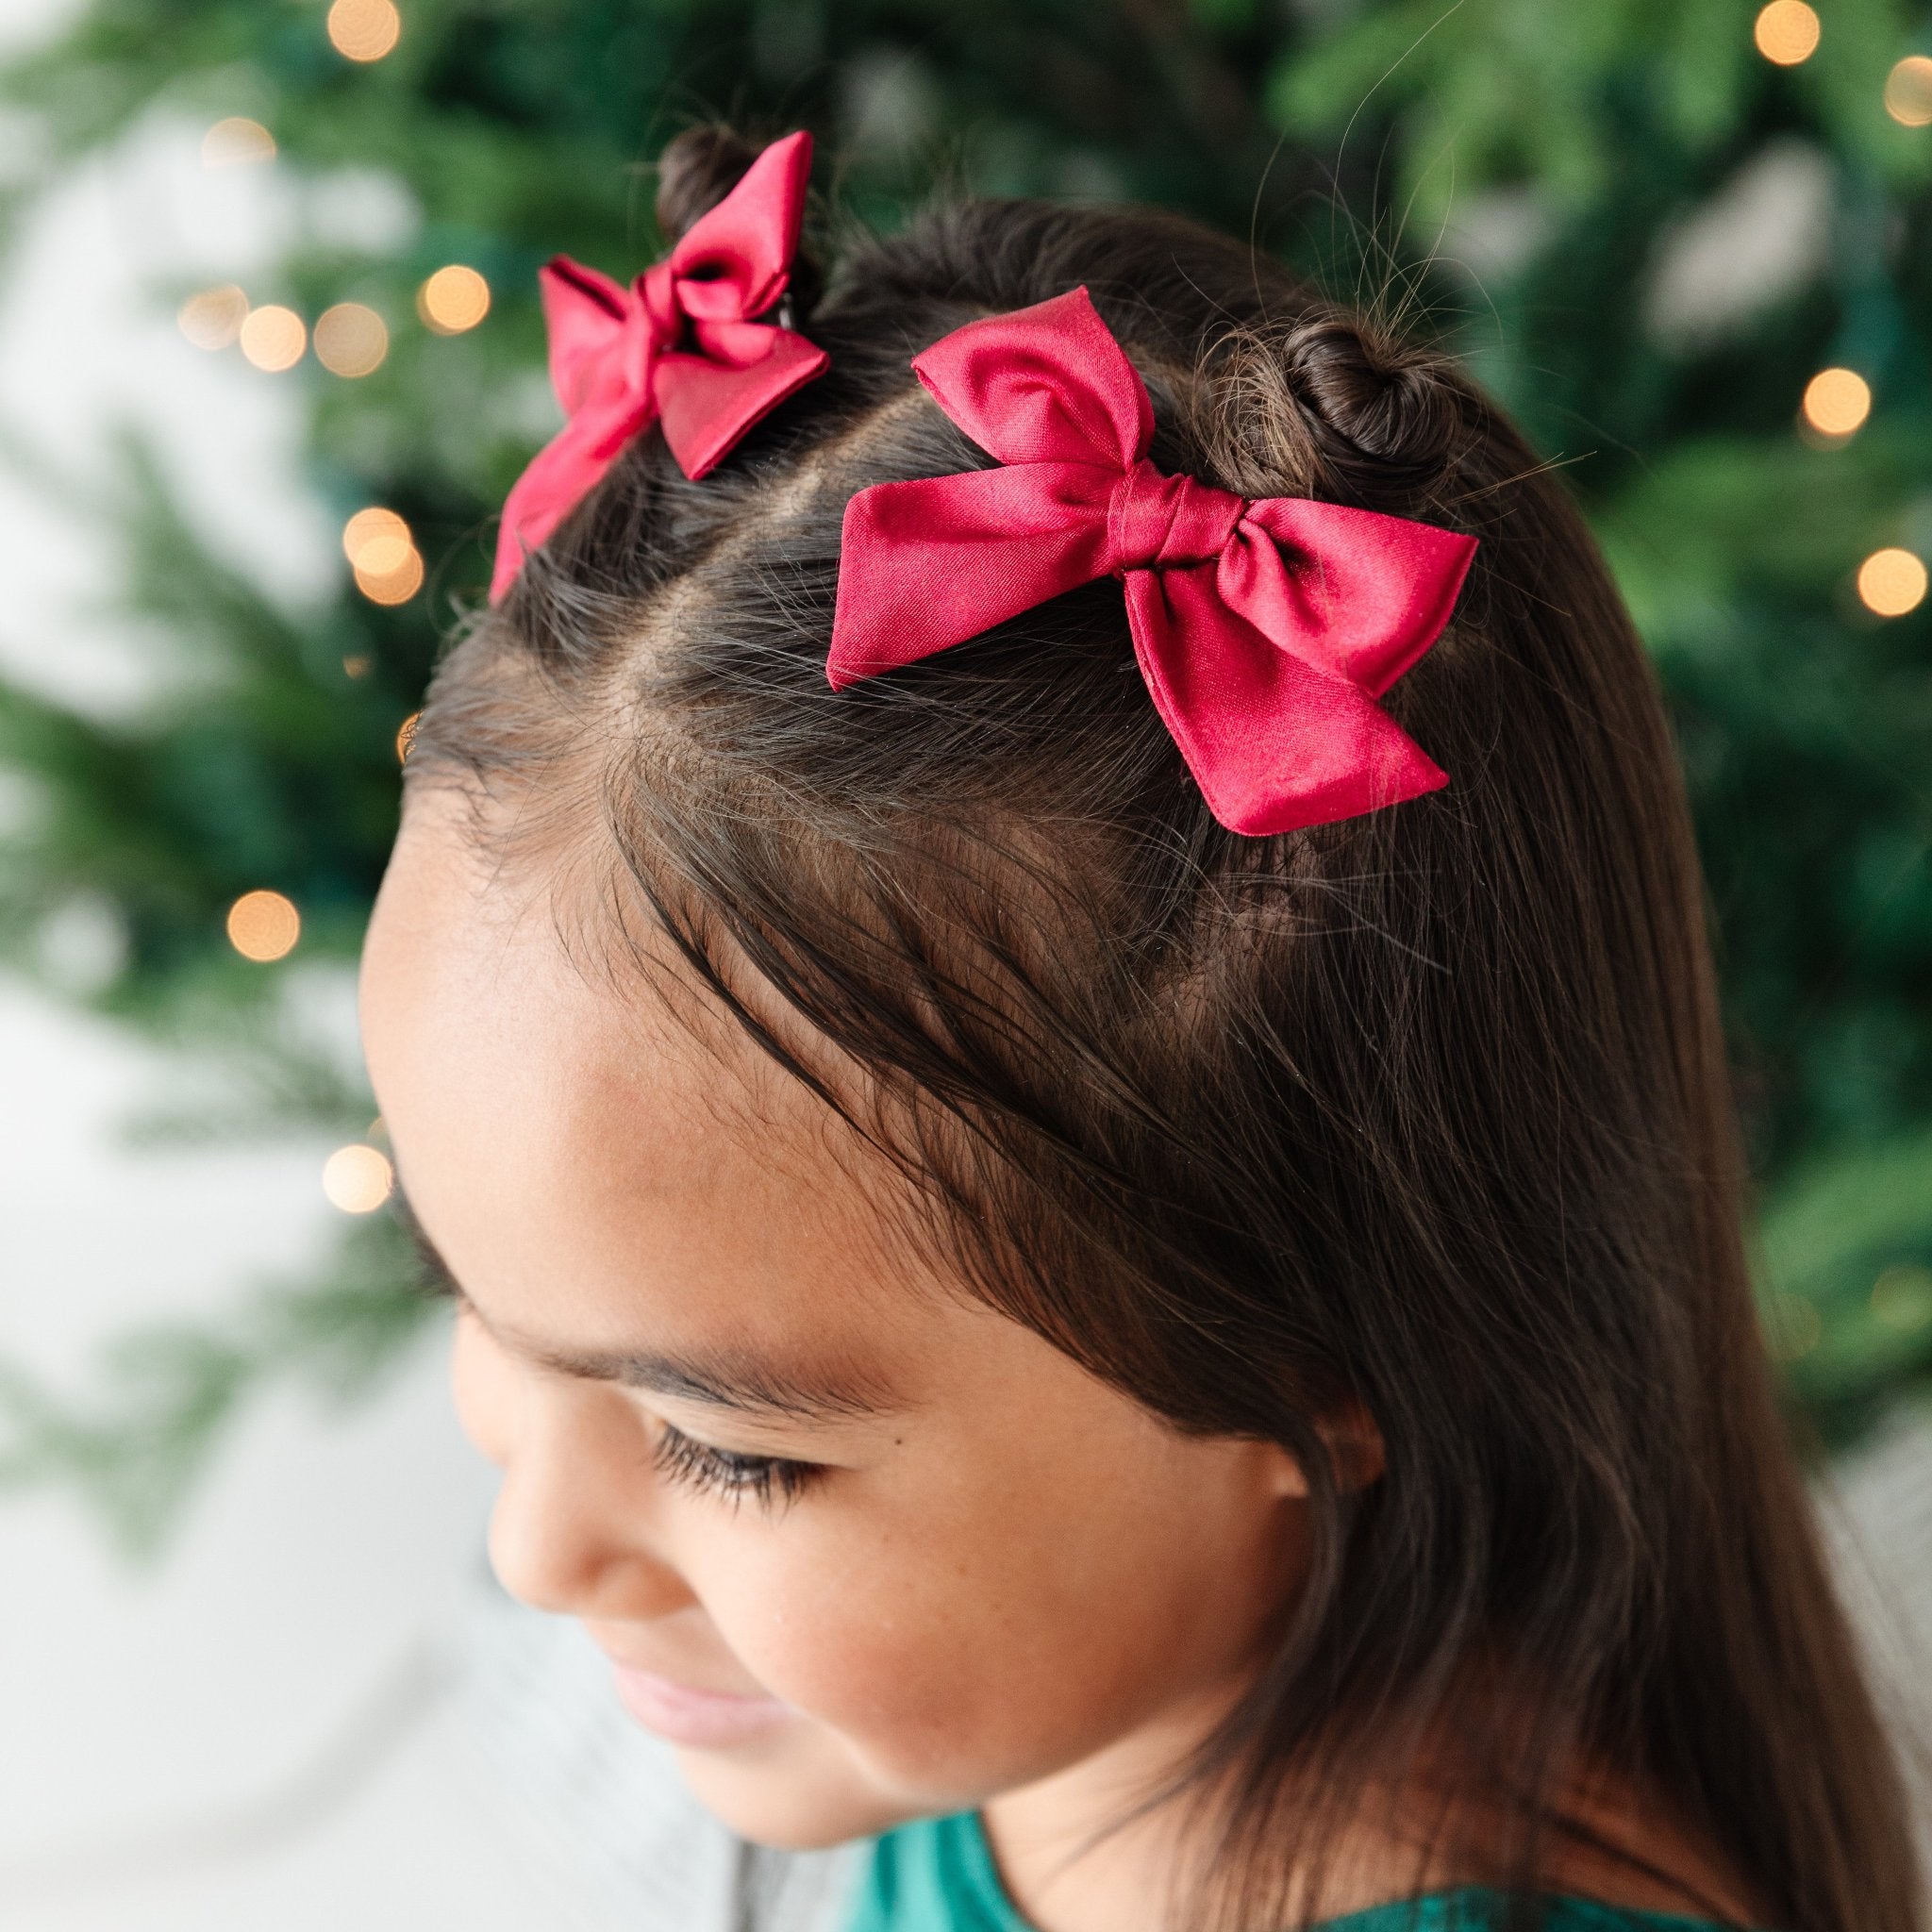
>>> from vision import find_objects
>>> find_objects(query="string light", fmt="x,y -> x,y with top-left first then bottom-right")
396,711 -> 421,763
226,890 -> 300,962
177,285 -> 249,351
239,304 -> 305,372
1884,57 -> 1932,127
327,0 -> 401,62
341,506 -> 409,569
201,117 -> 275,168
313,302 -> 389,377
323,1143 -> 395,1213
1753,1 -> 1820,65
341,506 -> 423,600
1872,1264 -> 1932,1331
1799,367 -> 1871,439
417,264 -> 490,334
356,543 -> 425,606
1856,547 -> 1928,617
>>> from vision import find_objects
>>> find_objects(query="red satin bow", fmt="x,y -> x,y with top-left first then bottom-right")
491,130 -> 828,601
828,287 -> 1478,837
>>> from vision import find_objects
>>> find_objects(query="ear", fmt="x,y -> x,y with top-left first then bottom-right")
1262,1397 -> 1387,1499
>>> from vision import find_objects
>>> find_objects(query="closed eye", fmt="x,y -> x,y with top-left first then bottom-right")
652,1421 -> 824,1513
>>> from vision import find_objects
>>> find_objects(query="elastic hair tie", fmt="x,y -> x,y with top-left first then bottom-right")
491,129 -> 828,602
827,286 -> 1478,839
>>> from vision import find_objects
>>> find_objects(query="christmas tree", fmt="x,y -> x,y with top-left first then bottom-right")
2,0 -> 1928,1550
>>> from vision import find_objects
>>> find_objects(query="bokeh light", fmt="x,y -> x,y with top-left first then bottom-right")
1857,547 -> 1928,617
226,890 -> 300,962
356,543 -> 425,606
1753,1 -> 1819,65
396,711 -> 421,764
417,264 -> 490,334
201,117 -> 275,168
341,506 -> 410,569
344,506 -> 425,604
323,1143 -> 395,1214
342,654 -> 372,679
313,301 -> 389,377
327,0 -> 401,62
177,284 -> 249,351
1799,367 -> 1871,439
1883,57 -> 1932,128
238,304 -> 305,372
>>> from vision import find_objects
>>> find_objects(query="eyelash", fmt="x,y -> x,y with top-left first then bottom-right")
403,1229 -> 824,1512
651,1421 -> 824,1512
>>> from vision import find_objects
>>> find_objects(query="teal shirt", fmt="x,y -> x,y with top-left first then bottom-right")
845,1811 -> 1739,1932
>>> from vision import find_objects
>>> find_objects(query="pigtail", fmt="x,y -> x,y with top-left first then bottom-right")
1199,308 -> 1473,524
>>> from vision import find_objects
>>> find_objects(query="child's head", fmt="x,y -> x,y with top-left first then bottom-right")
360,127 -> 1916,1930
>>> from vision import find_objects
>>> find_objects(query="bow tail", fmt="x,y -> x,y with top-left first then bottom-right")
1235,497 -> 1477,699
1124,566 -> 1447,837
490,392 -> 655,601
658,326 -> 830,479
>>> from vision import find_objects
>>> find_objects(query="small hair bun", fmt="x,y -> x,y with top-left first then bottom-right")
654,123 -> 823,326
1280,316 -> 1461,498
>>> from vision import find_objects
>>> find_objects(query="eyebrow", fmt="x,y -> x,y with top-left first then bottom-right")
398,1195 -> 899,1427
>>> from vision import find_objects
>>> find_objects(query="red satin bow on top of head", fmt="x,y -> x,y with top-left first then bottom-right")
827,287 -> 1479,838
491,129 -> 828,601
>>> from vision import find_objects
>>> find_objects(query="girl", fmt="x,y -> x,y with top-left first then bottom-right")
358,126 -> 1924,1932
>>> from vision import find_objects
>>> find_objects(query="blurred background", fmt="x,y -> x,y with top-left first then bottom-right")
0,0 -> 1929,1924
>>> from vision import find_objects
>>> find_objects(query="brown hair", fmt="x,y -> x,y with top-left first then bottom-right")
410,127 -> 1923,1931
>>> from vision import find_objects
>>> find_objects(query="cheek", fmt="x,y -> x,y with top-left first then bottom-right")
686,1434 -> 1300,1804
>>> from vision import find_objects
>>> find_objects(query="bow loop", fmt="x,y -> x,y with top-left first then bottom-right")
912,287 -> 1151,473
829,286 -> 1479,838
491,130 -> 828,602
540,259 -> 645,417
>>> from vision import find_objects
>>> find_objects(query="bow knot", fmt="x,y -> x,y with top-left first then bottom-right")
1108,461 -> 1243,574
828,287 -> 1479,838
491,131 -> 828,602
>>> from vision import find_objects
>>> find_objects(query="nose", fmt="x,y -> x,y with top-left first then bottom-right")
486,1384 -> 698,1624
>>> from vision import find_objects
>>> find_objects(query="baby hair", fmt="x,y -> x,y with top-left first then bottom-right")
409,126 -> 1919,1932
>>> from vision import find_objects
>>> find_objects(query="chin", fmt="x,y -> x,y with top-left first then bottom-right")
673,1737 -> 924,1850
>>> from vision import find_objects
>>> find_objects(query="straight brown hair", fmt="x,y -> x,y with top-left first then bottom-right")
410,126 -> 1924,1931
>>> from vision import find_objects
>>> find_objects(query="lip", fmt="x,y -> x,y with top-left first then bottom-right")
607,1662 -> 795,1749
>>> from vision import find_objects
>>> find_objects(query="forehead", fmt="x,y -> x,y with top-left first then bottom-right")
360,788 -> 931,1369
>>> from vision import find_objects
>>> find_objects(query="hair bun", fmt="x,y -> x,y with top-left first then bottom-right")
1280,316 -> 1461,499
653,123 -> 822,326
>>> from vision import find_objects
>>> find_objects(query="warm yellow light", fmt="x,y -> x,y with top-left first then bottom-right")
323,1143 -> 395,1213
355,544 -> 425,606
1884,56 -> 1932,127
341,505 -> 410,568
1857,547 -> 1928,617
342,654 -> 372,679
239,304 -> 306,372
177,284 -> 249,351
396,710 -> 421,763
226,890 -> 300,962
1800,367 -> 1871,439
417,264 -> 491,335
202,117 -> 276,168
327,0 -> 401,62
1754,1 -> 1820,65
313,302 -> 389,377
1872,1263 -> 1932,1330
